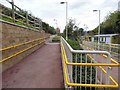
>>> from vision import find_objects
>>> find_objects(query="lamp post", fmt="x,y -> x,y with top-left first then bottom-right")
54,19 -> 58,29
93,10 -> 101,50
84,24 -> 88,42
60,2 -> 68,40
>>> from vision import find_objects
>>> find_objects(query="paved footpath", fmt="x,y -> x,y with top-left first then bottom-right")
2,43 -> 64,88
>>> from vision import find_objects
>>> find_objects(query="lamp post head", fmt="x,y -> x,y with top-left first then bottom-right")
60,2 -> 66,4
93,10 -> 100,12
93,10 -> 98,12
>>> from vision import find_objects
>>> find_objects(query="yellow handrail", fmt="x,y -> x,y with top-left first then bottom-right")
61,42 -> 119,88
0,38 -> 45,63
84,40 -> 119,49
83,41 -> 120,56
0,37 -> 45,51
83,43 -> 120,64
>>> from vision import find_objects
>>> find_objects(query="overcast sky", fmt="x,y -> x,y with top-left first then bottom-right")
1,0 -> 119,32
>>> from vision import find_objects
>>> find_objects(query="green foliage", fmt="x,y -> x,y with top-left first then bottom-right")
2,15 -> 13,22
63,19 -> 74,39
52,36 -> 60,42
62,19 -> 96,87
111,35 -> 120,44
63,19 -> 84,40
72,53 -> 96,89
48,26 -> 56,34
0,3 -> 56,34
42,22 -> 56,34
57,33 -> 64,37
1,4 -> 12,17
91,11 -> 120,35
67,39 -> 83,50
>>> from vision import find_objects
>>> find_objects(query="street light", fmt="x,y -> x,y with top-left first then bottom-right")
54,19 -> 58,29
60,2 -> 68,40
84,24 -> 88,41
93,10 -> 101,50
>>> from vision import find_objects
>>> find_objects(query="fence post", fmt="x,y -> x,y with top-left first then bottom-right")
39,19 -> 42,31
109,43 -> 111,54
34,18 -> 36,30
26,12 -> 29,26
109,36 -> 112,53
11,0 -> 15,23
70,53 -> 73,83
39,19 -> 41,31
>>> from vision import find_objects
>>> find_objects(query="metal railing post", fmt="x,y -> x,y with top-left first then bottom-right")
70,51 -> 74,84
75,54 -> 77,90
109,43 -> 111,54
61,37 -> 118,89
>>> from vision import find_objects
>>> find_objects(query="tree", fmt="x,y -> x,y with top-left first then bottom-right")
63,19 -> 84,40
42,22 -> 56,34
90,11 -> 120,35
63,19 -> 75,39
1,3 -> 56,35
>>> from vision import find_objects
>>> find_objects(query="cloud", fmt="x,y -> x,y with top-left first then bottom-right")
0,0 -> 118,32
70,1 -> 88,10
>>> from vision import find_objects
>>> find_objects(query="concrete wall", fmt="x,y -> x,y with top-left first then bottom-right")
0,20 -> 50,72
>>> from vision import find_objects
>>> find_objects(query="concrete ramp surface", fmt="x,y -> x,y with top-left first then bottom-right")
2,43 -> 64,88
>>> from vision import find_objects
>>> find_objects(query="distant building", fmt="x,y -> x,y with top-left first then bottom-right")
56,28 -> 60,33
91,34 -> 120,44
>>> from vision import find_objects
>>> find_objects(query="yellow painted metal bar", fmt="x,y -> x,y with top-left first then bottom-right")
102,54 -> 119,64
112,51 -> 120,56
100,43 -> 119,49
84,41 -> 119,49
0,40 -> 45,63
0,37 -> 45,51
84,42 -> 119,55
61,43 -> 69,85
88,54 -> 107,74
66,62 -> 119,66
88,54 -> 118,86
84,44 -> 119,64
67,82 -> 118,88
88,53 -> 119,65
61,42 -> 118,88
65,52 -> 119,66
109,76 -> 118,87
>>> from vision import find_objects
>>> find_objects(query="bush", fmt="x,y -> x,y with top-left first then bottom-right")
111,35 -> 120,44
67,39 -> 83,50
52,36 -> 60,42
67,38 -> 96,89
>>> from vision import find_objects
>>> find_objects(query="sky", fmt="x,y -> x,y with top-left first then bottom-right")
1,0 -> 119,32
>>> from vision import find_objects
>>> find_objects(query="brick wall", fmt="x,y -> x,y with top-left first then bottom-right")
0,21 -> 49,72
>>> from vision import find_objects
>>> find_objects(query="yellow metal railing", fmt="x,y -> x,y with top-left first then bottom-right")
0,37 -> 47,63
82,45 -> 119,64
83,41 -> 120,62
1,38 -> 44,51
61,37 -> 119,89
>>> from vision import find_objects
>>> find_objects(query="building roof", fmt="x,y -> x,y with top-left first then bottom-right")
93,34 -> 119,37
